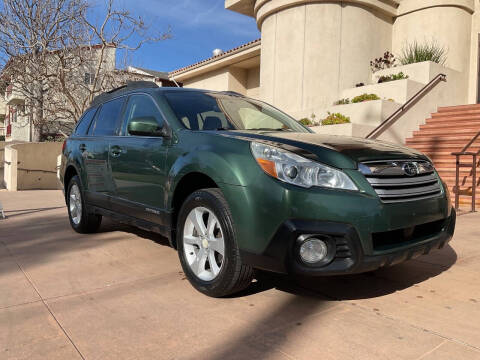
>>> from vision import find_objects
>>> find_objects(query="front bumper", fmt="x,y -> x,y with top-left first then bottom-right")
240,209 -> 456,276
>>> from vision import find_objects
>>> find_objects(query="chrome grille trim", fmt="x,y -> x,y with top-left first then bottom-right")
361,160 -> 442,203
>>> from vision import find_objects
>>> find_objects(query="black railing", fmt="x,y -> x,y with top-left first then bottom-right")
452,131 -> 480,212
366,73 -> 447,139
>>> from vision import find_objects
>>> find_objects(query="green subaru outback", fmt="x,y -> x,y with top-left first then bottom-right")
60,82 -> 455,297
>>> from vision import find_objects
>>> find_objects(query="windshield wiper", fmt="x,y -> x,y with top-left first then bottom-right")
248,128 -> 291,132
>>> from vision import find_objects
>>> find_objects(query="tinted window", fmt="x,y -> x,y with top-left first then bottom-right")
122,95 -> 164,136
92,97 -> 125,136
74,107 -> 97,136
164,92 -> 308,132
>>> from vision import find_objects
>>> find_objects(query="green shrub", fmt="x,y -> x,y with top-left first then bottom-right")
298,113 -> 317,126
321,112 -> 351,126
334,98 -> 350,105
378,72 -> 409,83
351,93 -> 380,103
299,118 -> 313,126
399,40 -> 447,65
0,135 -> 5,141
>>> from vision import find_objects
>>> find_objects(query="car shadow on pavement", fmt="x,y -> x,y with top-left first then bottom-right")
203,246 -> 458,360
104,219 -> 171,247
3,206 -> 66,218
113,219 -> 458,301
251,244 -> 457,301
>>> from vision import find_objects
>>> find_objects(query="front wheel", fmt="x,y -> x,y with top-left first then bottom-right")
66,175 -> 102,233
177,188 -> 254,297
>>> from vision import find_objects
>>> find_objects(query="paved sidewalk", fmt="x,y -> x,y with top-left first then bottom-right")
1,190 -> 480,360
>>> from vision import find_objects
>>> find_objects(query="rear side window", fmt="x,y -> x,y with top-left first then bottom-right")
74,107 -> 97,136
91,97 -> 125,136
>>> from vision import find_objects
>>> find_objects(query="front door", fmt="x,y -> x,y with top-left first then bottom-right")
109,94 -> 169,226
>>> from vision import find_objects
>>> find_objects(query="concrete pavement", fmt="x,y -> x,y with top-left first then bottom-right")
0,190 -> 479,360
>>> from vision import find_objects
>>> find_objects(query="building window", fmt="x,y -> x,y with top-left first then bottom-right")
11,108 -> 17,123
84,72 -> 95,85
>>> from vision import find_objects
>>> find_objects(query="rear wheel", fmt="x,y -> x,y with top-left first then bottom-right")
67,175 -> 102,233
177,188 -> 254,297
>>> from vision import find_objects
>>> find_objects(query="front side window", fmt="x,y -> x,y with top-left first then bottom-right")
74,107 -> 97,136
164,92 -> 309,133
92,97 -> 125,136
122,94 -> 164,136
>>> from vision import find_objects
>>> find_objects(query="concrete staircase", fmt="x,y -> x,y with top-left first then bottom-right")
405,104 -> 480,209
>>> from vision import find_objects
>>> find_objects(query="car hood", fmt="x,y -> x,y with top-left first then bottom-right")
216,131 -> 428,169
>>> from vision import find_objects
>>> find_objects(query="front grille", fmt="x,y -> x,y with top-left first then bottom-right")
360,160 -> 442,203
372,219 -> 445,251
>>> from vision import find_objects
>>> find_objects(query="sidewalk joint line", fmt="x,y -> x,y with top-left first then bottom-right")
1,240 -> 86,360
415,340 -> 447,360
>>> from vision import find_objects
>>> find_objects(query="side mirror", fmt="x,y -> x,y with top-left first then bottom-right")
127,116 -> 165,137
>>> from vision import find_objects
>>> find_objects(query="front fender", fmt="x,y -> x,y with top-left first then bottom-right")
164,133 -> 259,209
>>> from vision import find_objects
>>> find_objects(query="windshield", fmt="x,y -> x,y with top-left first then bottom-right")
164,91 -> 310,133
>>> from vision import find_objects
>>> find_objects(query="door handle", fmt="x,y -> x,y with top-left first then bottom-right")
110,145 -> 123,157
79,144 -> 86,152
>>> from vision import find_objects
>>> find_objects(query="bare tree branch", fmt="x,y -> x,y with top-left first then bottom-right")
0,0 -> 170,141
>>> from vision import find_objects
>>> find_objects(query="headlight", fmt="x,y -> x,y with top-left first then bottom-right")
250,142 -> 358,190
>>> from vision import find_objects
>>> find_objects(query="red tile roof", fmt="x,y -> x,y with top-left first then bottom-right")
170,38 -> 261,75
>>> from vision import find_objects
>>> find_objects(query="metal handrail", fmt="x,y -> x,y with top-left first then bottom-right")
366,73 -> 447,139
451,130 -> 480,212
459,131 -> 480,153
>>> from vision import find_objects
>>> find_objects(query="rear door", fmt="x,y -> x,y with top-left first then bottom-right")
84,97 -> 126,209
70,107 -> 98,191
108,94 -> 169,225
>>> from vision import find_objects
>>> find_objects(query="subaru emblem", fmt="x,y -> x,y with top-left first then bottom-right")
402,162 -> 418,176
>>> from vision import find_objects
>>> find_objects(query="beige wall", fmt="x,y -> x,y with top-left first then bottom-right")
393,4 -> 472,74
183,68 -> 230,91
183,64 -> 261,99
4,142 -> 62,191
246,66 -> 260,98
0,141 -> 5,179
11,117 -> 30,142
259,2 -> 393,114
175,0 -> 480,144
469,0 -> 480,103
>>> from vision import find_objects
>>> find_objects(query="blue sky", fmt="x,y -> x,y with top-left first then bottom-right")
92,0 -> 260,72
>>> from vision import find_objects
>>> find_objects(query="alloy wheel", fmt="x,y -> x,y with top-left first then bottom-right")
69,184 -> 82,225
183,207 -> 225,281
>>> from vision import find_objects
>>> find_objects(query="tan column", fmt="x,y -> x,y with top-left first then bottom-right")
255,0 -> 395,117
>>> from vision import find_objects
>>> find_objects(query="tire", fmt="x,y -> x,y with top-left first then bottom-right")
177,188 -> 254,297
66,175 -> 102,234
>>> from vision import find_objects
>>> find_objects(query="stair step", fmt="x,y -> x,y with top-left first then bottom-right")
407,144 -> 479,151
438,104 -> 480,113
406,137 -> 474,144
439,175 -> 476,182
419,123 -> 480,131
406,104 -> 480,197
413,129 -> 479,136
437,166 -> 477,171
429,114 -> 480,122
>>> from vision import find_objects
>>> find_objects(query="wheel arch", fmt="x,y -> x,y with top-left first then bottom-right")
64,164 -> 79,191
169,171 -> 219,249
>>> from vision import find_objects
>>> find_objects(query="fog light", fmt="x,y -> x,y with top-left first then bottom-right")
299,238 -> 328,264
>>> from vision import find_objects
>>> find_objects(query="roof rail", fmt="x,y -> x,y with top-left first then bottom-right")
222,91 -> 243,97
90,81 -> 159,107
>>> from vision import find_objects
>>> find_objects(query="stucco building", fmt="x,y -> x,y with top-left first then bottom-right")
171,0 -> 480,207
171,1 -> 478,139
0,47 -> 175,143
